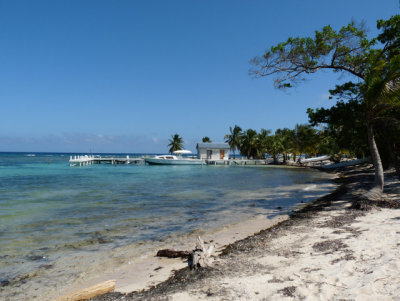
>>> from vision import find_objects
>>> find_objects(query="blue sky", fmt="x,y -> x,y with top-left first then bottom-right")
0,0 -> 398,153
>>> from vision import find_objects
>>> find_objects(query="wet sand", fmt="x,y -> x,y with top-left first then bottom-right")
89,164 -> 400,300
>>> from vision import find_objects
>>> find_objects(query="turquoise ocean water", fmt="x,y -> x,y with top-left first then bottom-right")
0,152 -> 335,300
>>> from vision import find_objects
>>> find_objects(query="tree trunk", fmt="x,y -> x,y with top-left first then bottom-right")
365,121 -> 384,200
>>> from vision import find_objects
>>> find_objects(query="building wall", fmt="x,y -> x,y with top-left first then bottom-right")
197,148 -> 230,160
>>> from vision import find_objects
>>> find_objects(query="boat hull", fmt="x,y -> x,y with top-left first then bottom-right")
145,158 -> 204,165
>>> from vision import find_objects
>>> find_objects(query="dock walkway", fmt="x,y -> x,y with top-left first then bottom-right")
69,156 -> 272,167
69,155 -> 143,166
205,158 -> 273,165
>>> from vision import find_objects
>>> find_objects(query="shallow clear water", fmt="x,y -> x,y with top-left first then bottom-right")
0,152 -> 335,300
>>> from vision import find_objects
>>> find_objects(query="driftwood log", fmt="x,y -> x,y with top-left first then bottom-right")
55,279 -> 116,301
156,249 -> 190,258
156,237 -> 214,269
189,236 -> 214,269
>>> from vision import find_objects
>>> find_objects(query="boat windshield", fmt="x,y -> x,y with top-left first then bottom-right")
156,155 -> 176,160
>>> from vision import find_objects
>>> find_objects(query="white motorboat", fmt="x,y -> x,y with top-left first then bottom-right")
144,150 -> 204,165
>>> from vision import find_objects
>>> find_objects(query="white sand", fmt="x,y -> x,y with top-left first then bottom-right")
167,185 -> 400,300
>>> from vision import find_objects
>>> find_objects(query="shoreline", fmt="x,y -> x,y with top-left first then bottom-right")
51,167 -> 338,301
89,164 -> 400,300
56,214 -> 293,299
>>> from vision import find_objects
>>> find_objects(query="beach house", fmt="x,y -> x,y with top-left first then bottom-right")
196,142 -> 230,160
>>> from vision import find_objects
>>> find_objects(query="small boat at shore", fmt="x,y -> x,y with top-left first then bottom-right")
144,150 -> 204,165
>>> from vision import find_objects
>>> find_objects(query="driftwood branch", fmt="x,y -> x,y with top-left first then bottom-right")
189,236 -> 214,269
156,236 -> 214,270
156,249 -> 190,259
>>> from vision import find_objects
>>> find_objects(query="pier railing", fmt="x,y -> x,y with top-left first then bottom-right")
69,156 -> 272,167
69,155 -> 143,166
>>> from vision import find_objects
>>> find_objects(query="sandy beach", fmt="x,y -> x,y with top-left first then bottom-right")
85,164 -> 400,301
2,2 -> 398,301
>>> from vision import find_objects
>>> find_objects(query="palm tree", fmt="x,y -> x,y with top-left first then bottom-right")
257,128 -> 271,159
275,128 -> 294,162
202,136 -> 212,143
293,124 -> 318,161
266,134 -> 284,163
224,125 -> 242,159
168,134 -> 184,154
239,129 -> 260,159
361,63 -> 400,199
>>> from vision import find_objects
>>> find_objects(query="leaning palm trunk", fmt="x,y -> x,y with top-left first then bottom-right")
365,121 -> 384,200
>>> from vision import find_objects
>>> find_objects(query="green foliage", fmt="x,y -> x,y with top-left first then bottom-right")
202,136 -> 212,143
168,134 -> 184,154
239,129 -> 262,159
250,21 -> 375,88
377,15 -> 400,51
225,125 -> 329,161
224,125 -> 243,158
307,100 -> 369,158
265,134 -> 284,162
251,14 -> 400,187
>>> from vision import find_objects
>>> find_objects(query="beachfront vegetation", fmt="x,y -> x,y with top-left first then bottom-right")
224,124 -> 329,161
249,14 -> 400,201
168,134 -> 184,153
202,136 -> 212,143
224,125 -> 242,159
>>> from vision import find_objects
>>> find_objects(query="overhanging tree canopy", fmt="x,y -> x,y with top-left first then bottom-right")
250,15 -> 400,200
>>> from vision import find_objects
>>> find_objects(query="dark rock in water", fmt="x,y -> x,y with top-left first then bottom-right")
39,264 -> 53,270
276,206 -> 282,210
2,271 -> 38,288
27,255 -> 45,261
97,237 -> 110,244
1,279 -> 10,287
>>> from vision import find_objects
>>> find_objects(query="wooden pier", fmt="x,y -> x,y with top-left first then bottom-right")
205,159 -> 273,165
69,155 -> 143,166
69,156 -> 272,167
